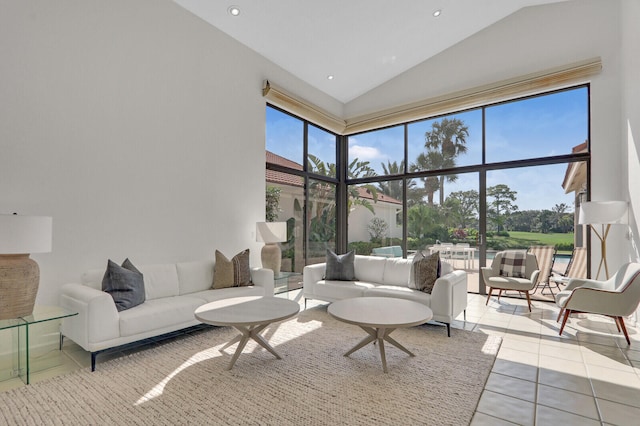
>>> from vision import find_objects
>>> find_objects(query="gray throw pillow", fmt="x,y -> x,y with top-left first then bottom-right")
414,252 -> 440,294
102,258 -> 145,312
324,250 -> 356,281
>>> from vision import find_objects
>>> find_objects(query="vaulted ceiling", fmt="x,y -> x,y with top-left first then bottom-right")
174,0 -> 567,103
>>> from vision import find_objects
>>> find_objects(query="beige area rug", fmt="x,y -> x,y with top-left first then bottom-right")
0,306 -> 501,426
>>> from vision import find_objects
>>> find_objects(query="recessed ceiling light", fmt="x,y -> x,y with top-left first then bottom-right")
228,6 -> 241,16
433,9 -> 442,17
327,75 -> 334,80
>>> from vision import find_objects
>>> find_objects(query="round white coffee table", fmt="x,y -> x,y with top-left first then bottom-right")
195,296 -> 299,370
328,297 -> 433,373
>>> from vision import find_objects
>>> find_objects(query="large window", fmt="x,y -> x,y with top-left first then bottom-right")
265,106 -> 339,271
485,88 -> 588,163
266,85 -> 590,295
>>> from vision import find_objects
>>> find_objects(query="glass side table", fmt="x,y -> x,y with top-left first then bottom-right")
0,306 -> 78,385
0,316 -> 27,383
274,272 -> 302,296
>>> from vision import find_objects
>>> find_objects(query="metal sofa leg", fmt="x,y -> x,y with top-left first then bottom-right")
446,323 -> 451,337
91,352 -> 97,372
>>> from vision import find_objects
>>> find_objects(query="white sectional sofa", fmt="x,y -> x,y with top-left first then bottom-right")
60,260 -> 273,370
303,255 -> 467,336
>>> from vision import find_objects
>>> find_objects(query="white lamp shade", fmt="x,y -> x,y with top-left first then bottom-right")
256,222 -> 287,243
0,215 -> 52,254
578,201 -> 628,225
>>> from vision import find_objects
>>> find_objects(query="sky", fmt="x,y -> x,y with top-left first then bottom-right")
266,86 -> 588,212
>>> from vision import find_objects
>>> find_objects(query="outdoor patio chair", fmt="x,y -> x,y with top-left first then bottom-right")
451,243 -> 472,269
555,262 -> 640,345
527,245 -> 557,296
550,247 -> 587,291
482,250 -> 540,311
429,242 -> 453,260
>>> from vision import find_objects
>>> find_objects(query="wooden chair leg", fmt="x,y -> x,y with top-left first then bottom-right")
618,317 -> 631,345
614,316 -> 621,332
525,291 -> 532,312
559,309 -> 571,336
486,288 -> 493,305
497,289 -> 503,301
556,308 -> 564,323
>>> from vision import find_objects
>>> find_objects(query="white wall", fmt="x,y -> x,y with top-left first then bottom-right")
0,0 -> 339,305
621,0 -> 640,265
346,0 -> 630,275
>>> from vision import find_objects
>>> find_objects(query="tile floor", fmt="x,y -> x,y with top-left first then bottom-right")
1,291 -> 639,425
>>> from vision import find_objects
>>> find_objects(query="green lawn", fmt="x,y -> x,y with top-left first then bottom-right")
489,231 -> 574,254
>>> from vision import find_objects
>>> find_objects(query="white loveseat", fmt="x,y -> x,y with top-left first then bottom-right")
303,255 -> 467,336
60,260 -> 273,370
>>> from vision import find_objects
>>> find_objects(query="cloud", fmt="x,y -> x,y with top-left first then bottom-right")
349,144 -> 384,161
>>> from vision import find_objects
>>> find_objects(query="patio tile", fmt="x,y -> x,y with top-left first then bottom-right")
581,346 -> 633,372
539,344 -> 583,363
476,390 -> 535,426
597,399 -> 640,426
588,365 -> 640,407
484,372 -> 537,402
534,405 -> 600,426
536,383 -> 599,419
538,354 -> 587,376
497,347 -> 539,367
470,412 -> 518,425
501,337 -> 540,354
492,358 -> 538,382
538,367 -> 592,396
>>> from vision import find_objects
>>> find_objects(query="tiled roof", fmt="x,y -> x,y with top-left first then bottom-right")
266,151 -> 302,170
266,169 -> 304,187
266,150 -> 304,187
355,187 -> 402,205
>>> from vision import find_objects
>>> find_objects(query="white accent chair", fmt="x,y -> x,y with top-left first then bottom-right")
481,251 -> 540,311
555,262 -> 640,345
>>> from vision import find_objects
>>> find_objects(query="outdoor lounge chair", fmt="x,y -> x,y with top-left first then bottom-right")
527,245 -> 557,295
550,247 -> 587,291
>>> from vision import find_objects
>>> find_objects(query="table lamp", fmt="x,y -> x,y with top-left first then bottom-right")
578,201 -> 627,279
0,214 -> 52,320
256,222 -> 287,276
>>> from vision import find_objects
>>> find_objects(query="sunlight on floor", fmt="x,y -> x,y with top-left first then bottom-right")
135,346 -> 222,406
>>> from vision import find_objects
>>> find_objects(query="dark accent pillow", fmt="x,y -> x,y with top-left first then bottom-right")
213,249 -> 251,289
415,252 -> 440,294
410,250 -> 441,289
102,258 -> 145,312
324,250 -> 356,281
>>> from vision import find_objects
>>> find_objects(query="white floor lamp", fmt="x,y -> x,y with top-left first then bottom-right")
578,201 -> 628,280
256,222 -> 287,276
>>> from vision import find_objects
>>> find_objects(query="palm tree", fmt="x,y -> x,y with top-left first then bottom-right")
377,160 -> 417,204
346,158 -> 378,215
410,152 -> 440,205
423,118 -> 469,205
306,155 -> 378,228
